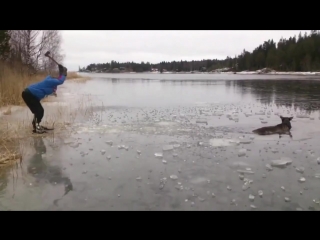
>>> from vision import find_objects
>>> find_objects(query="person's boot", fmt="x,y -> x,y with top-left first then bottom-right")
33,123 -> 46,134
32,116 -> 36,130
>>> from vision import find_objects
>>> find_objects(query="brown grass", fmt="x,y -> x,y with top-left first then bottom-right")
0,124 -> 23,168
0,62 -> 89,107
0,93 -> 96,168
0,65 -> 45,107
67,72 -> 83,79
67,72 -> 91,82
0,62 -> 91,168
0,146 -> 22,168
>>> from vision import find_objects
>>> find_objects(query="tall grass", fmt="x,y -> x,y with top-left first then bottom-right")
0,61 -> 88,167
0,61 -> 85,107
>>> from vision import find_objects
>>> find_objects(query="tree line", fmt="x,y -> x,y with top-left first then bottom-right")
0,30 -> 63,74
81,30 -> 320,73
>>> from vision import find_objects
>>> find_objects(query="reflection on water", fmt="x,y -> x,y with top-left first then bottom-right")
28,137 -> 73,206
230,80 -> 320,113
2,74 -> 320,210
0,137 -> 73,210
74,75 -> 320,112
0,171 -> 8,198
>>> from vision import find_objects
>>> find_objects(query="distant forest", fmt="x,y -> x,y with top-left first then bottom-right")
80,30 -> 320,73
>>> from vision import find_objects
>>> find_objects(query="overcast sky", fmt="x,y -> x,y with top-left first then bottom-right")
60,30 -> 308,71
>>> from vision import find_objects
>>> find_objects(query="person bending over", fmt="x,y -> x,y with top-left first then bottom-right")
22,64 -> 68,133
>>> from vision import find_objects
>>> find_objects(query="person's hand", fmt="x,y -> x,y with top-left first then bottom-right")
58,64 -> 67,76
58,64 -> 64,73
62,67 -> 67,76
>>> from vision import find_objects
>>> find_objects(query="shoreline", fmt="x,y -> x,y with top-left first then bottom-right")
2,72 -> 320,210
79,71 -> 320,76
0,73 -> 89,115
1,71 -> 320,119
0,79 -> 91,167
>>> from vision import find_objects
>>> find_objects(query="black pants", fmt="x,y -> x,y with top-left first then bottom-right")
21,88 -> 44,128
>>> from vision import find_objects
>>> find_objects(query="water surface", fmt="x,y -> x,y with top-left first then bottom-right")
1,73 -> 320,211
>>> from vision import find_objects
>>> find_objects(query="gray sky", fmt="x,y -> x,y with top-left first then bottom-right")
60,30 -> 308,71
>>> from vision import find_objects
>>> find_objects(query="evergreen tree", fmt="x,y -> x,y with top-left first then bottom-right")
84,31 -> 320,72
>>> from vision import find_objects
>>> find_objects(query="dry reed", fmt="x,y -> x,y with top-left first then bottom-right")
0,62 -> 87,107
0,62 -> 90,168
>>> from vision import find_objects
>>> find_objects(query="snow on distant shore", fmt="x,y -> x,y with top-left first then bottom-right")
83,68 -> 320,76
157,68 -> 320,75
210,67 -> 320,76
235,71 -> 320,76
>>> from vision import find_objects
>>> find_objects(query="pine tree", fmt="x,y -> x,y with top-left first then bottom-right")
83,31 -> 320,72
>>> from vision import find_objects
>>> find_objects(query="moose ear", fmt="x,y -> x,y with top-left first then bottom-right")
280,115 -> 283,119
289,117 -> 293,121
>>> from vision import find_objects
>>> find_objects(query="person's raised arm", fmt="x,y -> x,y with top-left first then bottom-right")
45,65 -> 68,87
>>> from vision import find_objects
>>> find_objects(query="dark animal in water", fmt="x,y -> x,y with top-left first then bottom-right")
252,116 -> 293,138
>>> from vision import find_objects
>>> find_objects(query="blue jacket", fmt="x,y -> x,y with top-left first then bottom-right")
27,75 -> 66,100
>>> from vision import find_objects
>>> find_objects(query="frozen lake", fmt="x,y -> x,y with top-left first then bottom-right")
1,73 -> 320,210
